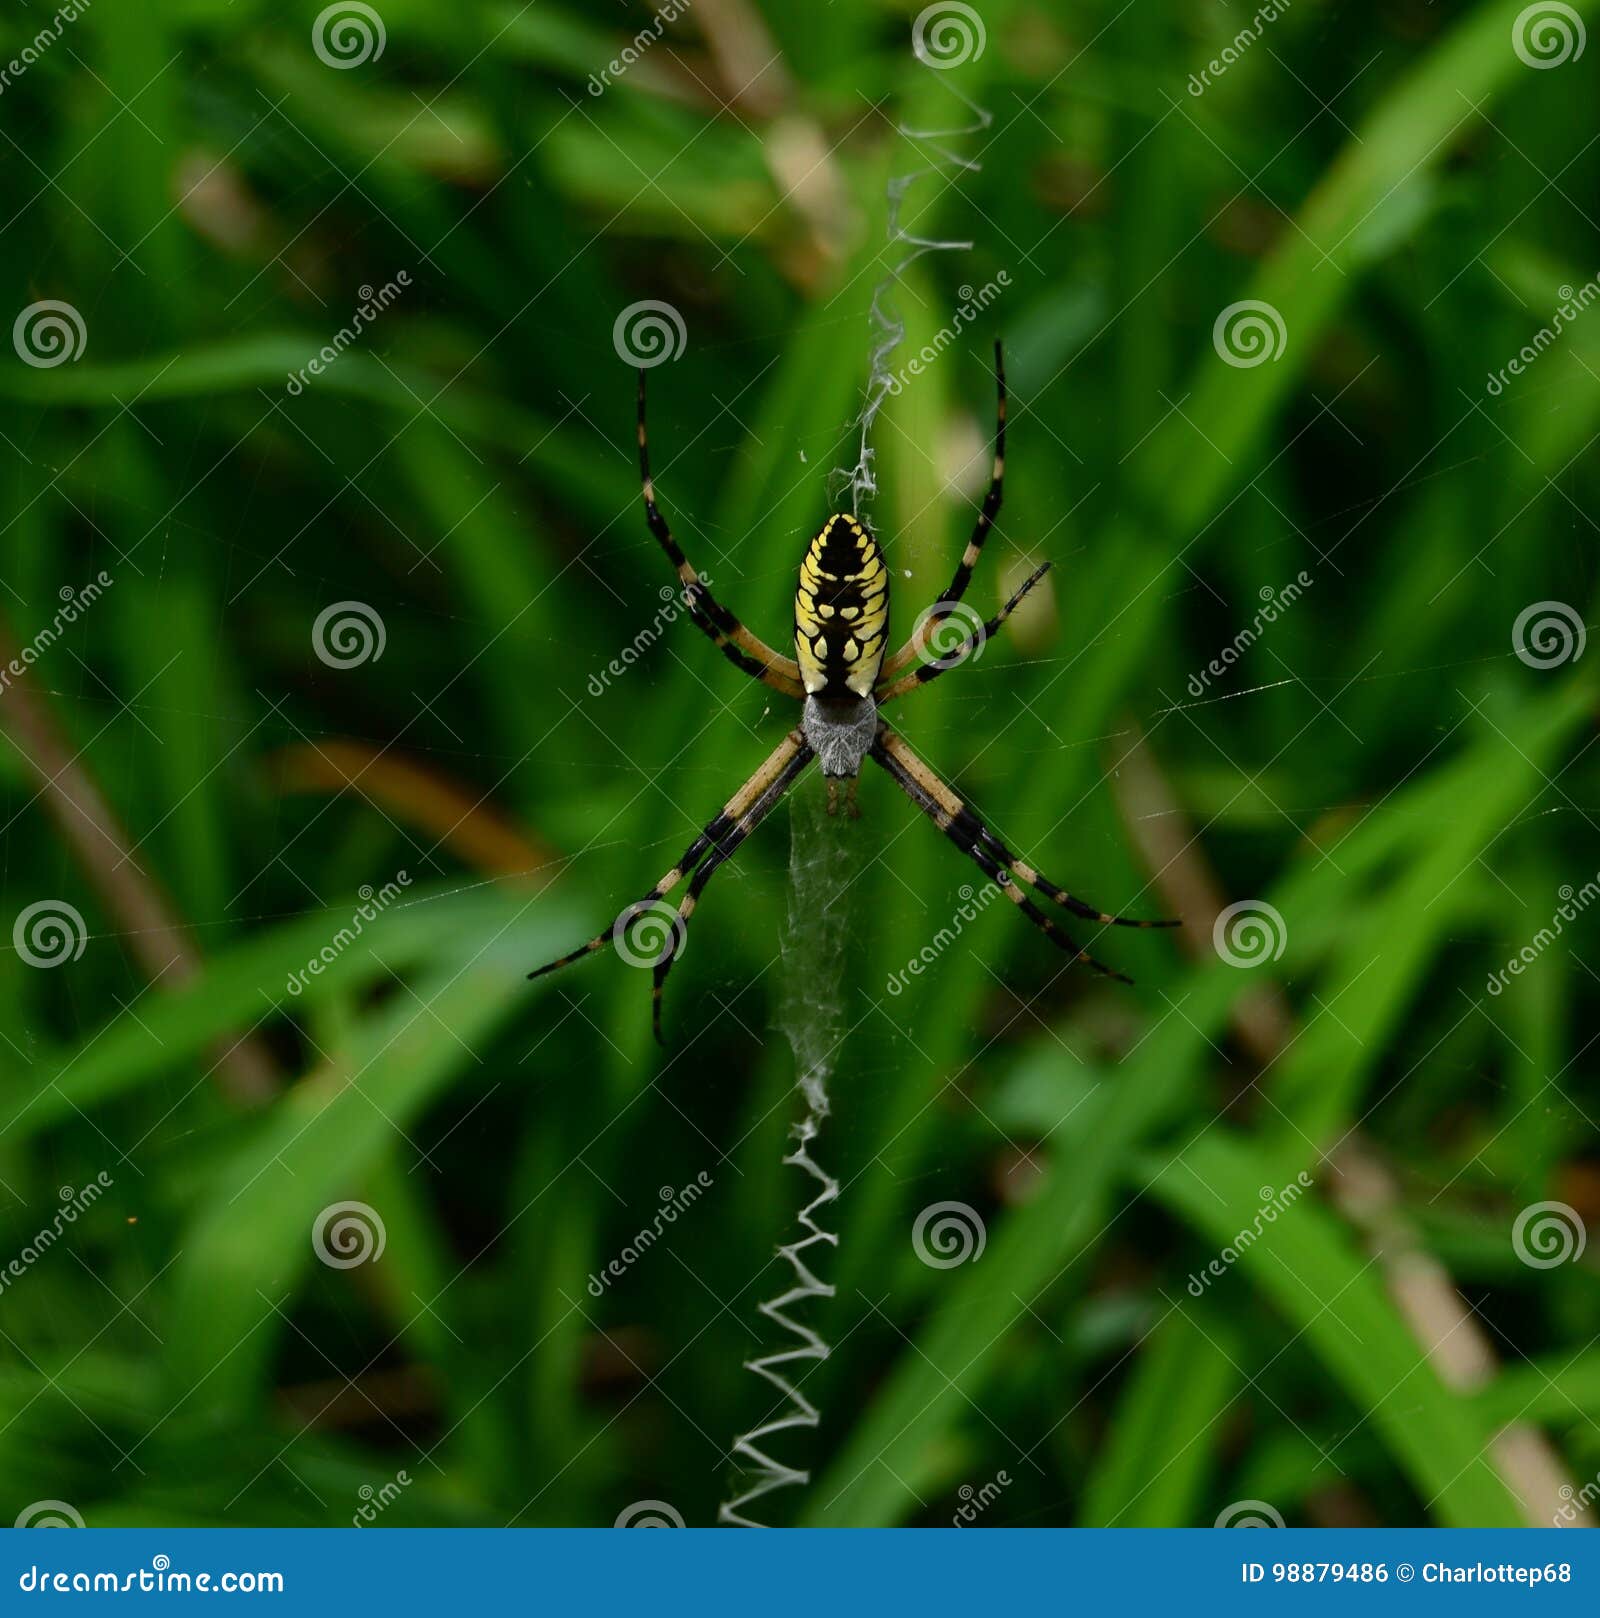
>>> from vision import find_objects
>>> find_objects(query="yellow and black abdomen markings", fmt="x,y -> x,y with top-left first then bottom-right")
794,513 -> 889,700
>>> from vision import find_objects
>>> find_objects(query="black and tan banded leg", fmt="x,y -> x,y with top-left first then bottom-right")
871,726 -> 1174,981
874,560 -> 1052,705
636,369 -> 805,699
649,734 -> 815,1042
879,340 -> 1007,680
528,728 -> 812,991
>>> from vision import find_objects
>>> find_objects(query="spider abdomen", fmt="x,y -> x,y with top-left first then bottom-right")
794,513 -> 889,701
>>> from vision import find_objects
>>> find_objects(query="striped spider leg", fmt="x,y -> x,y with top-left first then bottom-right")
636,369 -> 804,699
869,726 -> 1178,982
529,730 -> 814,1042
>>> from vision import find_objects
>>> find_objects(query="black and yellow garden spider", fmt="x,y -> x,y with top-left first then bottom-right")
530,342 -> 1176,1040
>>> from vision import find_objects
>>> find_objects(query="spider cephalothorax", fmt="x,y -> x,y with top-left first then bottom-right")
529,342 -> 1178,1040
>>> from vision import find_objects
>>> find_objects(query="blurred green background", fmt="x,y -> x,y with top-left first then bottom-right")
1,0 -> 1597,1530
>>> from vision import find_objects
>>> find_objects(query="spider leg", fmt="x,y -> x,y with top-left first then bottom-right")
879,340 -> 1006,679
872,726 -> 1174,981
875,561 -> 1051,705
527,729 -> 810,985
637,369 -> 805,699
877,727 -> 1175,929
649,737 -> 815,1043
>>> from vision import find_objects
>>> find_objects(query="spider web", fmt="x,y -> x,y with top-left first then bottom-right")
717,785 -> 856,1526
830,74 -> 992,520
721,58 -> 994,1529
